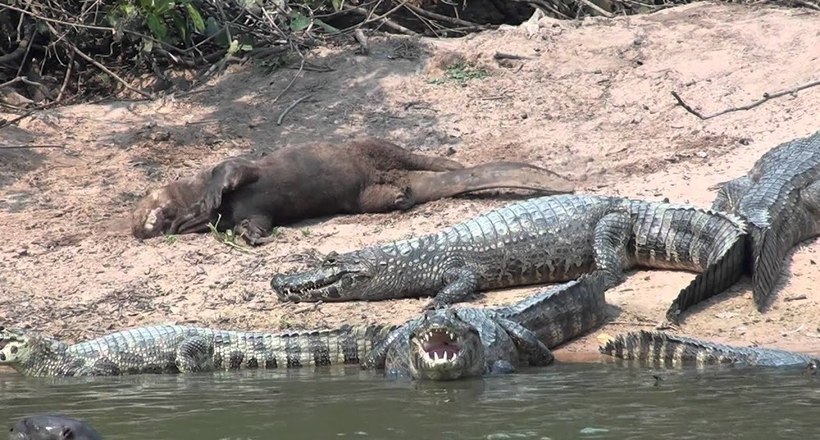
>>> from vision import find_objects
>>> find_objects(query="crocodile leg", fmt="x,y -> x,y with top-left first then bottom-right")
711,176 -> 753,212
425,211 -> 630,310
175,336 -> 215,372
424,267 -> 479,309
88,358 -> 121,376
361,324 -> 413,371
491,316 -> 554,367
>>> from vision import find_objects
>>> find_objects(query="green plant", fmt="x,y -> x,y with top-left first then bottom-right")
207,214 -> 253,253
108,0 -> 205,47
429,62 -> 488,85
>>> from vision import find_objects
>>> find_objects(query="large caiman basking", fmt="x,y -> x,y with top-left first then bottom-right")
270,194 -> 748,323
710,129 -> 820,311
0,273 -> 607,380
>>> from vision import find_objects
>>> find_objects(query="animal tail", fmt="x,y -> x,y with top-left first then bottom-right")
407,161 -> 575,203
598,330 -> 740,368
665,220 -> 748,324
750,224 -> 785,311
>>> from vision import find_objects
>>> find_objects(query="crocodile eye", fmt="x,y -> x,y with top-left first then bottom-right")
324,251 -> 338,265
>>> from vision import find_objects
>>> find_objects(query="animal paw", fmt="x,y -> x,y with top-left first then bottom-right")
394,187 -> 415,210
237,219 -> 277,246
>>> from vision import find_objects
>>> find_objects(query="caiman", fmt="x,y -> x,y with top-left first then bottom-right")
363,272 -> 609,380
600,330 -> 819,372
270,194 -> 748,322
0,274 -> 607,380
711,130 -> 820,311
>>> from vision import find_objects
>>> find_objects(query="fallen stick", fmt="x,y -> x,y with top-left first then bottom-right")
277,94 -> 312,125
671,78 -> 820,120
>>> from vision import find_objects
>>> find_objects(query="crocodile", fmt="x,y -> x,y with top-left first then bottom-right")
0,274 -> 607,380
600,330 -> 819,372
0,323 -> 394,377
711,130 -> 820,310
130,137 -> 574,245
9,414 -> 103,440
363,272 -> 609,380
271,194 -> 748,322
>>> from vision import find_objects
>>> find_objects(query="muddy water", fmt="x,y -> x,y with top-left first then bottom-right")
1,361 -> 818,439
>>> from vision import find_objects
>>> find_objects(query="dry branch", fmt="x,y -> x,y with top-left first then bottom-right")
672,78 -> 820,120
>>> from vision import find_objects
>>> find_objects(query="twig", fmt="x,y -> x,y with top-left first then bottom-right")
68,43 -> 153,99
404,3 -> 486,28
55,51 -> 75,103
494,52 -> 532,61
0,110 -> 36,129
782,324 -> 805,335
271,57 -> 305,104
277,94 -> 312,125
40,21 -> 152,99
341,3 -> 419,36
0,144 -> 65,149
672,78 -> 820,120
575,0 -> 615,17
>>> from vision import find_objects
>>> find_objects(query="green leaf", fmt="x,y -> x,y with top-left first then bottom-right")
170,10 -> 189,43
154,0 -> 176,15
185,3 -> 206,32
289,12 -> 310,32
146,13 -> 168,40
204,16 -> 221,36
331,0 -> 344,11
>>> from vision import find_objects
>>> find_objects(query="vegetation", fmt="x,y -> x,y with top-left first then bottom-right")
1,0 -> 816,118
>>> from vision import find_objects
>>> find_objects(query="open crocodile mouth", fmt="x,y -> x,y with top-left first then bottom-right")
418,328 -> 461,364
271,273 -> 344,299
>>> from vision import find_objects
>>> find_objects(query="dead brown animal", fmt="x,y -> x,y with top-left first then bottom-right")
130,137 -> 575,245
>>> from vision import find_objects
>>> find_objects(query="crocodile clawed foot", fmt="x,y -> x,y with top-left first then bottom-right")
654,320 -> 680,331
422,300 -> 448,311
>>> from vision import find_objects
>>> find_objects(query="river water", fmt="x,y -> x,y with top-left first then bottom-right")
1,360 -> 818,439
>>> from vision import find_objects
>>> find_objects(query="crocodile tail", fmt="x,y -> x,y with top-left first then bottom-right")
406,161 -> 575,204
598,330 -> 738,368
664,218 -> 748,324
750,223 -> 788,311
